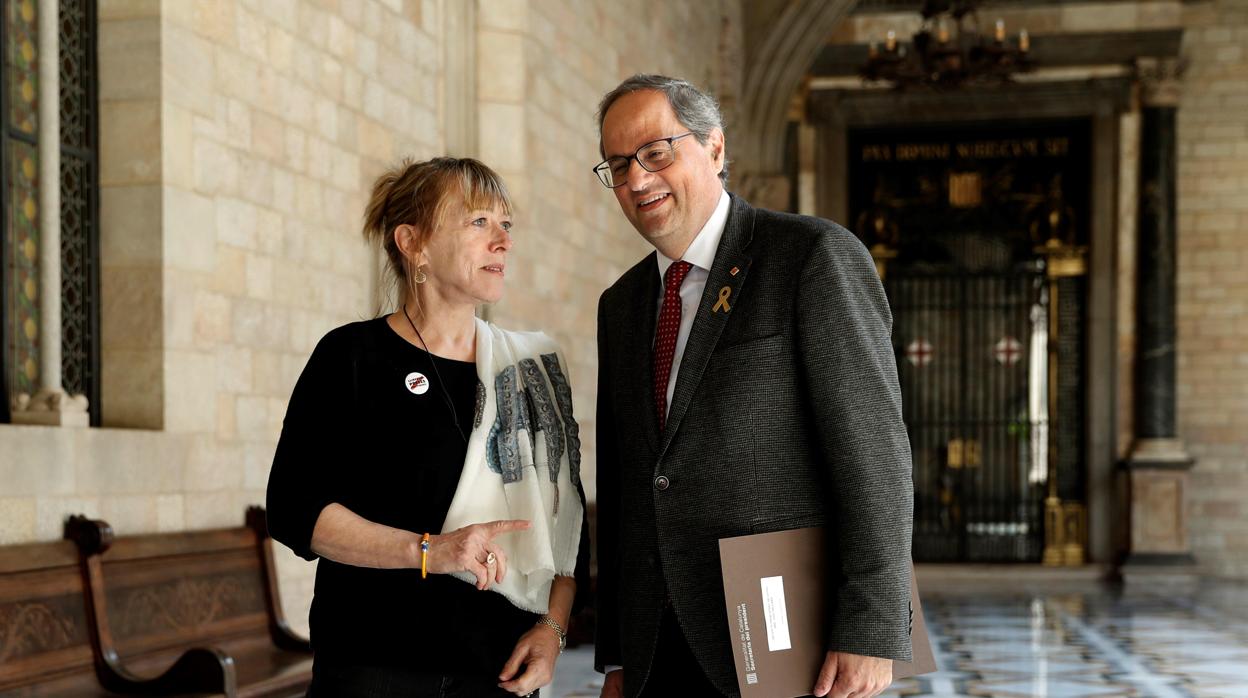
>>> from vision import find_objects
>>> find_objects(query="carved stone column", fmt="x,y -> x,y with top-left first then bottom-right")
805,90 -> 844,219
796,122 -> 817,216
11,0 -> 89,426
1122,63 -> 1193,574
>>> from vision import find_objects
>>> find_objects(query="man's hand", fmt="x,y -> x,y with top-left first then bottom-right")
599,669 -> 624,698
812,651 -> 892,698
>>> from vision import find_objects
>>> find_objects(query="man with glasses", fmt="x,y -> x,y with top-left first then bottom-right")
591,74 -> 913,698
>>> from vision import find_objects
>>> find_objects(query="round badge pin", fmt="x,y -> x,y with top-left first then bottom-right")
405,372 -> 430,395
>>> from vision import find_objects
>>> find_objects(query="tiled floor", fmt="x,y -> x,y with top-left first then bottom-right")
548,645 -> 602,698
549,578 -> 1248,697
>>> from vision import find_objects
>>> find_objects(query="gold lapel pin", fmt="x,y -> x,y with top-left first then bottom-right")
713,286 -> 732,313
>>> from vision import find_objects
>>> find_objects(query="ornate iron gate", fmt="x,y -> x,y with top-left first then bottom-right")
848,119 -> 1093,563
888,270 -> 1052,562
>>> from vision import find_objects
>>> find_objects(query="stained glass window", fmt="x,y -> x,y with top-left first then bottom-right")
3,0 -> 40,411
1,0 -> 98,425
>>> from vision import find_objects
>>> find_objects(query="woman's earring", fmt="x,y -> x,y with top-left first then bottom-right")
413,266 -> 428,284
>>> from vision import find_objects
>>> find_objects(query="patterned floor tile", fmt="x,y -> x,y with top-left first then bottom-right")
549,646 -> 602,697
1166,658 -> 1248,680
1111,628 -> 1238,644
1144,642 -> 1248,659
971,657 -> 1112,676
549,578 -> 1248,698
1185,682 -> 1248,698
967,677 -> 1134,697
952,639 -> 1086,658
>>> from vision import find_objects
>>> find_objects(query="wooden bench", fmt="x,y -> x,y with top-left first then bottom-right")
0,507 -> 312,697
0,529 -> 108,695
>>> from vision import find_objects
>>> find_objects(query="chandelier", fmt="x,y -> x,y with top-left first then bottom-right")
860,0 -> 1034,89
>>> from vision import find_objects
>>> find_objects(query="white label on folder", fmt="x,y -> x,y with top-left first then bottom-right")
760,575 -> 792,652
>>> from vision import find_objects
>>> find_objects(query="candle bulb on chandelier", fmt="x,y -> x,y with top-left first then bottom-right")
856,4 -> 1036,87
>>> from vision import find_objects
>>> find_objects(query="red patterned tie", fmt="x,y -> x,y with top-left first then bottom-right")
654,260 -> 692,432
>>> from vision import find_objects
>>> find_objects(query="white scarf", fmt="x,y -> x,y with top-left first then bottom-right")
440,318 -> 585,613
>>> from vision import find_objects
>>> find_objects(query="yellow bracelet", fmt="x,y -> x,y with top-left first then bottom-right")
420,533 -> 430,579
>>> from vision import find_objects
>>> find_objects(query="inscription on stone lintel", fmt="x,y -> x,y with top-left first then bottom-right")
861,137 -> 1071,162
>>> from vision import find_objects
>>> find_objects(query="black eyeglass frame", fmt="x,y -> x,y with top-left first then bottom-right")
592,132 -> 696,188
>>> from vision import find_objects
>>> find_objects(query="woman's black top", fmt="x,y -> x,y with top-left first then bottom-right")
266,318 -> 589,676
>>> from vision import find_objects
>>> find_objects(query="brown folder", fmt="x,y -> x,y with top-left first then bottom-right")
718,527 -> 935,698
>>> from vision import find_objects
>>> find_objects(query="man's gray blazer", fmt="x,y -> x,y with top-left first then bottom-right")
593,194 -> 914,697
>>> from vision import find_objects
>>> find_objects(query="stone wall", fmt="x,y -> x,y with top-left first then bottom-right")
1176,0 -> 1248,579
161,0 -> 448,626
1,0 -> 447,634
98,1 -> 163,429
480,0 -> 742,504
0,0 -> 743,635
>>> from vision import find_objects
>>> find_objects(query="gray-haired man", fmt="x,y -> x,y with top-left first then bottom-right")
591,74 -> 914,698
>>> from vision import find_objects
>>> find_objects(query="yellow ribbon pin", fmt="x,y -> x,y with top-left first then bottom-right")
712,286 -> 732,313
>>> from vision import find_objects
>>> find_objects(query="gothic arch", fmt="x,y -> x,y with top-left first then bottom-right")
736,0 -> 856,208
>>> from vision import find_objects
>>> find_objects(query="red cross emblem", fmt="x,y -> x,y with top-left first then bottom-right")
994,336 -> 1023,366
906,339 -> 934,367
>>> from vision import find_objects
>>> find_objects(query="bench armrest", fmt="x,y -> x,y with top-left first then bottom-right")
64,516 -> 240,696
96,645 -> 237,696
272,619 -> 313,653
246,507 -> 313,654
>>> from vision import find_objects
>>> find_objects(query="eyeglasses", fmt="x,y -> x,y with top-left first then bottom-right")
592,132 -> 695,188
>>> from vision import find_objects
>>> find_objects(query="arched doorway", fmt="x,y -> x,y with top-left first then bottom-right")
850,119 -> 1092,562
808,82 -> 1129,563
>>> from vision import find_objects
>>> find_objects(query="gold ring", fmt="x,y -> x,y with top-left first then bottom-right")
486,552 -> 497,566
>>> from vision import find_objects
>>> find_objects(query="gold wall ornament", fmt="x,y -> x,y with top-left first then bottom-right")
948,437 -> 964,469
1062,503 -> 1087,565
946,437 -> 981,470
965,438 -> 981,468
1039,238 -> 1088,278
948,171 -> 983,208
1043,495 -> 1065,566
1025,175 -> 1080,246
1045,501 -> 1088,566
1039,236 -> 1088,567
869,243 -> 898,281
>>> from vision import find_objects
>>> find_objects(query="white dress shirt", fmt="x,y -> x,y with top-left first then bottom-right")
654,189 -> 731,418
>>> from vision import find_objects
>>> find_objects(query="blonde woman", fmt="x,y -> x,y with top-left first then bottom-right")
267,158 -> 589,698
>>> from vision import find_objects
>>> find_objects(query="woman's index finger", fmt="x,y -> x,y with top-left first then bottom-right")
486,519 -> 531,537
